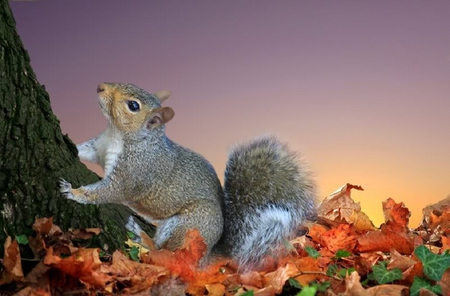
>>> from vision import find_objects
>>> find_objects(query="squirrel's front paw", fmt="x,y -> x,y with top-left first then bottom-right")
59,178 -> 72,195
59,178 -> 89,204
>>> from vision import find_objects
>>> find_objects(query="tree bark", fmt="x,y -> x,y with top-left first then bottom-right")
0,0 -> 154,254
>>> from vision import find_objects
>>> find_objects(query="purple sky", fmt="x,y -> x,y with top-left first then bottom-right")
10,1 -> 450,226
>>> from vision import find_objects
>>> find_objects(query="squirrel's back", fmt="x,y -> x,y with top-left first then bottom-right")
221,136 -> 316,270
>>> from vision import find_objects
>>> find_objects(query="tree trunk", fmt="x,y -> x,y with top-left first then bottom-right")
0,0 -> 154,254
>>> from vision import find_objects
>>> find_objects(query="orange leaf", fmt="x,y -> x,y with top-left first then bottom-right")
382,198 -> 411,228
321,224 -> 358,253
357,222 -> 415,254
205,283 -> 226,296
0,236 -> 24,285
145,229 -> 207,281
44,247 -> 111,288
293,257 -> 322,286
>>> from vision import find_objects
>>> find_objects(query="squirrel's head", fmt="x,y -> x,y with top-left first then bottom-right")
96,82 -> 174,136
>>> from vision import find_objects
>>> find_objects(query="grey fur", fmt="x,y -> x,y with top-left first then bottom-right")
221,136 -> 316,270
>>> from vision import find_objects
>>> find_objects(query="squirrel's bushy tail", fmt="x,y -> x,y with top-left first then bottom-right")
222,136 -> 316,271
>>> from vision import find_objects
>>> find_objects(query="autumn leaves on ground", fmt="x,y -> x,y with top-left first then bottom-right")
1,184 -> 449,296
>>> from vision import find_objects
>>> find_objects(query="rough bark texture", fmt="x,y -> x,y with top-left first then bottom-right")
0,0 -> 154,254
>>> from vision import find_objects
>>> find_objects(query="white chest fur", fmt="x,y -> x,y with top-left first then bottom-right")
97,127 -> 124,177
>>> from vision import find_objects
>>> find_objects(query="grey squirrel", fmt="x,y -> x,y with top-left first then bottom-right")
60,82 -> 316,271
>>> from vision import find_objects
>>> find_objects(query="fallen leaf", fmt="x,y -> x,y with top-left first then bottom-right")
44,246 -> 111,288
32,217 -> 62,236
387,249 -> 416,272
321,224 -> 358,253
357,222 -> 415,254
205,283 -> 226,296
239,271 -> 264,289
421,195 -> 450,231
383,198 -> 411,228
263,263 -> 300,294
317,184 -> 374,231
144,229 -> 207,281
71,228 -> 101,240
366,284 -> 409,295
0,236 -> 24,285
345,271 -> 366,295
293,257 -> 322,286
13,287 -> 51,296
103,251 -> 169,294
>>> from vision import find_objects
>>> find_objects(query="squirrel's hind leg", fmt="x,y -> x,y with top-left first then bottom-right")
154,199 -> 224,258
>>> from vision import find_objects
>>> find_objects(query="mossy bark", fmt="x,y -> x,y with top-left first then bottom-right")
0,0 -> 154,254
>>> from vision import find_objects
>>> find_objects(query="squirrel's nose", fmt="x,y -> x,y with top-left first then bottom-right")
97,84 -> 106,93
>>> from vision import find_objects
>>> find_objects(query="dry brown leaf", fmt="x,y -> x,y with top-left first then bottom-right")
24,261 -> 50,284
239,271 -> 264,289
421,195 -> 450,231
383,198 -> 411,228
101,250 -> 168,293
387,248 -> 416,271
71,228 -> 101,240
13,287 -> 51,296
32,217 -> 62,236
317,184 -> 374,231
149,276 -> 186,296
366,284 -> 409,295
438,268 -> 450,296
0,236 -> 24,285
345,271 -> 366,296
263,263 -> 299,294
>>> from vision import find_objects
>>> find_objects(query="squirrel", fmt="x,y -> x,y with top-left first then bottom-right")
60,82 -> 316,271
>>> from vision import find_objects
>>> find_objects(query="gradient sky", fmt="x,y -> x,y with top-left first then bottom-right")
10,1 -> 450,227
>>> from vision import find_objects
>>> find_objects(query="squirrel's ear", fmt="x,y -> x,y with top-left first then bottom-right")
146,107 -> 175,129
154,90 -> 172,103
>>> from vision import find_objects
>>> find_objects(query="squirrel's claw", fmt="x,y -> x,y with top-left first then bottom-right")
59,178 -> 72,195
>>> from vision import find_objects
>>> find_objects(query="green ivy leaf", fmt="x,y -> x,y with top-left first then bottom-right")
297,286 -> 317,296
16,234 -> 28,245
289,278 -> 302,289
128,246 -> 140,261
372,262 -> 402,284
410,276 -> 442,296
311,281 -> 330,292
326,264 -> 338,276
126,231 -> 136,239
414,245 -> 450,281
305,246 -> 320,259
334,249 -> 351,260
338,267 -> 356,278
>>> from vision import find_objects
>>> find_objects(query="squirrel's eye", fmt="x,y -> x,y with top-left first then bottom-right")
127,100 -> 140,112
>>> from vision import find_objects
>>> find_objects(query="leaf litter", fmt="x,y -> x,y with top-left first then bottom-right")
1,183 -> 449,295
